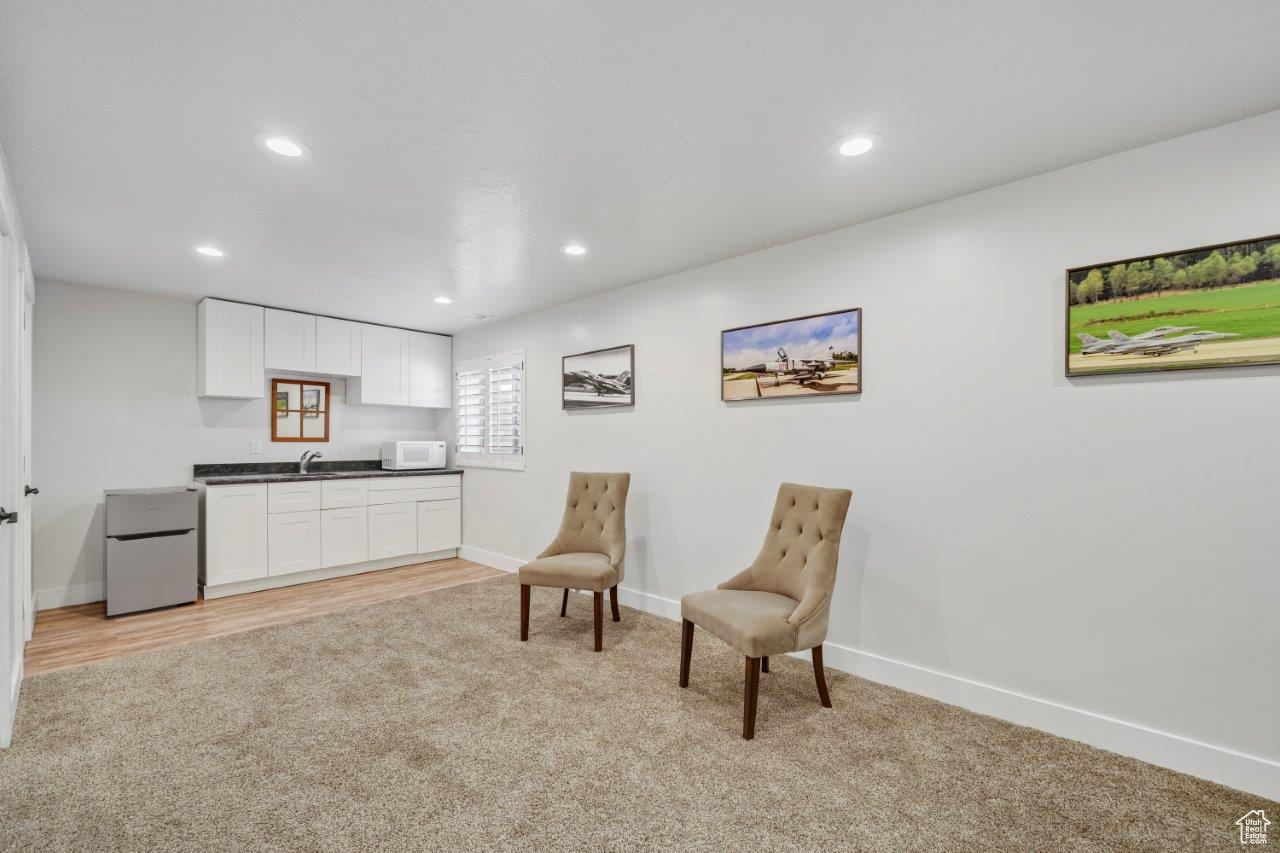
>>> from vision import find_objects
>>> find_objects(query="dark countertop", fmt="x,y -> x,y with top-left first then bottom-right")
193,460 -> 462,486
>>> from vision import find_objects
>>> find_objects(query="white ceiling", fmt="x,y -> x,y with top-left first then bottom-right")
2,1 -> 1280,333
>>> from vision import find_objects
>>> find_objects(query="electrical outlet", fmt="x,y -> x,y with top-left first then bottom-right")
250,439 -> 263,454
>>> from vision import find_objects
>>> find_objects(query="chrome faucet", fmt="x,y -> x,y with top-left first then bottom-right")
299,450 -> 323,474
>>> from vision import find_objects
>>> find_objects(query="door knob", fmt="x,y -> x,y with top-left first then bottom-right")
24,485 -> 38,496
0,508 -> 17,524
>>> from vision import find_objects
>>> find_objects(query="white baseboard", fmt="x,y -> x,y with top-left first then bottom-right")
460,545 -> 1280,801
459,545 -> 523,573
808,642 -> 1280,802
35,581 -> 104,611
202,549 -> 459,599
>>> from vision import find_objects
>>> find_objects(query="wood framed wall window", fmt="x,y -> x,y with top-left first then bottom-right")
271,378 -> 331,442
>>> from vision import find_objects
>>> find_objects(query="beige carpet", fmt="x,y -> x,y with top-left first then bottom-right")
0,576 -> 1270,851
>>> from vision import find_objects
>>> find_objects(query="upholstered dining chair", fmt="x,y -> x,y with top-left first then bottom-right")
679,482 -> 852,739
518,471 -> 631,652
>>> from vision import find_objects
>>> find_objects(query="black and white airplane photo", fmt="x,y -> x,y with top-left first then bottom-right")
562,345 -> 634,409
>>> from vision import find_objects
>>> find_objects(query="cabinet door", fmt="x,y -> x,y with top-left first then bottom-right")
322,507 -> 368,568
268,510 -> 322,576
204,484 -> 268,584
408,331 -> 452,408
368,501 -> 417,559
315,317 -> 362,377
352,324 -> 408,405
264,308 -> 317,373
417,499 -> 461,552
197,299 -> 264,398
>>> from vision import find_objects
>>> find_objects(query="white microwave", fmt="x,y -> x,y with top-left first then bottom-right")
381,440 -> 447,470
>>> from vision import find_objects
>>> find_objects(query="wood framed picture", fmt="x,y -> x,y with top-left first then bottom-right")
721,308 -> 861,401
1066,234 -> 1280,376
562,345 -> 634,409
271,378 -> 330,441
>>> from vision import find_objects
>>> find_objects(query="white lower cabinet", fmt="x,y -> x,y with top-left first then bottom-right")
204,484 -> 269,585
322,506 -> 368,568
368,501 -> 417,559
417,499 -> 461,552
268,510 -> 322,576
204,475 -> 461,596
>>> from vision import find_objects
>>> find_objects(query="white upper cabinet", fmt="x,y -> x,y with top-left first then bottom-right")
264,308 -> 317,373
197,299 -> 447,407
350,324 -> 409,406
315,316 -> 362,377
198,299 -> 264,398
409,331 -> 452,408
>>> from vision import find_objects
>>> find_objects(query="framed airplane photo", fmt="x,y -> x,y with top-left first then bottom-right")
721,308 -> 861,401
1066,234 -> 1280,376
562,345 -> 634,409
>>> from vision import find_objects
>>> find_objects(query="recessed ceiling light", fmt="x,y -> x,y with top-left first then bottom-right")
562,243 -> 588,256
464,313 -> 490,322
432,296 -> 453,304
194,245 -> 225,258
835,132 -> 882,157
256,134 -> 312,159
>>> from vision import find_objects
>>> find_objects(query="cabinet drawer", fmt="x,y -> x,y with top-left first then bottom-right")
368,501 -> 417,560
322,478 -> 369,509
366,476 -> 461,505
267,510 -> 322,576
370,474 -> 460,490
268,481 -> 323,513
322,507 -> 368,568
417,485 -> 460,502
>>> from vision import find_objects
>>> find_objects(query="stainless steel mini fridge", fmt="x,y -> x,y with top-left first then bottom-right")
104,487 -> 199,617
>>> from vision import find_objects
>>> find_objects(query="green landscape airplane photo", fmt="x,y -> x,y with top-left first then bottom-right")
1066,235 -> 1280,376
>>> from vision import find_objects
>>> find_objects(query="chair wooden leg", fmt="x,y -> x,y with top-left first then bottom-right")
812,644 -> 832,708
679,619 -> 694,687
761,656 -> 769,673
743,656 -> 761,740
519,584 -> 530,641
593,591 -> 603,652
560,588 -> 569,617
610,585 -> 620,622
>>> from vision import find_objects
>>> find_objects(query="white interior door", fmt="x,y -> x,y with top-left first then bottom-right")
19,278 -> 33,640
0,211 -> 18,746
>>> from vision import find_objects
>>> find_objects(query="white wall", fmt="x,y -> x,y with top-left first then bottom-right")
452,110 -> 1280,797
32,279 -> 442,607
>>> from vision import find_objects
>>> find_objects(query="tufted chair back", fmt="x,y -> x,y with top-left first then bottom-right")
720,483 -> 852,629
538,472 -> 631,579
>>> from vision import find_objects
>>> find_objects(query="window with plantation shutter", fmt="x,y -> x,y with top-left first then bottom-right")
454,351 -> 525,469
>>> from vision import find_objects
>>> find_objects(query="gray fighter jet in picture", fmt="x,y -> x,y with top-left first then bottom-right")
1111,330 -> 1239,356
563,369 -> 631,396
1076,326 -> 1196,354
742,347 -> 854,384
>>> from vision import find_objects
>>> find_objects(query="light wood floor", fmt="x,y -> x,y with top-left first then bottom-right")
24,558 -> 504,676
